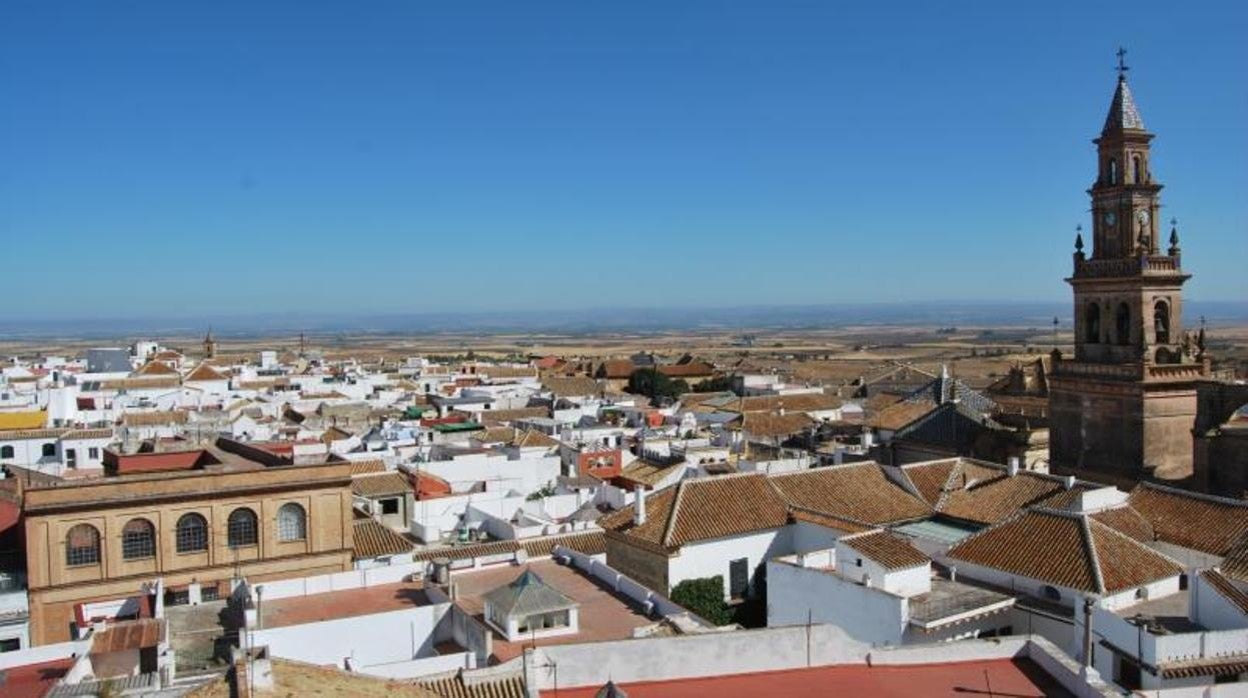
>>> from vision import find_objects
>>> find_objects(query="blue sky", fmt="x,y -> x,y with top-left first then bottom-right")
1,1 -> 1244,320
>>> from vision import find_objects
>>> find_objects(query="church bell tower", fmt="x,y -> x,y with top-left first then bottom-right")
1048,51 -> 1211,486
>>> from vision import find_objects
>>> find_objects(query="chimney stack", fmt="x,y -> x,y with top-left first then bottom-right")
1007,456 -> 1020,476
634,484 -> 647,526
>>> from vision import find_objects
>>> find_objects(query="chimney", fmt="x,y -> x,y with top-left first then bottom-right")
1064,475 -> 1077,490
1007,456 -> 1020,476
949,566 -> 957,583
634,484 -> 647,526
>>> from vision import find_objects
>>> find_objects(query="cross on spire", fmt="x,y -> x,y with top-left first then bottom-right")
1116,47 -> 1130,78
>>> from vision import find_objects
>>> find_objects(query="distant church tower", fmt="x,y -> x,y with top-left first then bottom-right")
203,327 -> 218,359
1048,51 -> 1211,486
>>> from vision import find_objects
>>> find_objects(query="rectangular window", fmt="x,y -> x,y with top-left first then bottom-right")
89,447 -> 100,459
200,585 -> 220,602
380,498 -> 400,515
729,558 -> 749,600
66,449 -> 77,467
0,637 -> 20,652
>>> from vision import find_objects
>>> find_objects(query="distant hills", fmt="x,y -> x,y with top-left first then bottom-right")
3,301 -> 1246,339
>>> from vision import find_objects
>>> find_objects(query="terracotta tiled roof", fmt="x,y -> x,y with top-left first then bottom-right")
477,365 -> 537,379
521,530 -> 606,558
133,360 -> 179,376
868,399 -> 937,430
99,376 -> 181,390
352,518 -> 415,559
1090,505 -> 1154,543
121,410 -> 189,426
91,618 -> 164,652
840,530 -> 929,570
938,471 -> 1093,526
1128,483 -> 1248,556
1219,536 -> 1248,583
411,539 -> 518,563
769,463 -> 932,526
788,507 -> 871,534
351,472 -> 412,498
657,362 -> 715,378
730,412 -> 817,438
948,508 -> 1182,594
418,673 -> 526,698
729,393 -> 844,414
540,376 -> 603,397
475,426 -> 517,444
185,363 -> 227,382
514,429 -> 560,449
602,473 -> 789,550
596,360 -> 637,380
899,458 -> 1002,507
617,458 -> 685,487
346,459 -> 387,476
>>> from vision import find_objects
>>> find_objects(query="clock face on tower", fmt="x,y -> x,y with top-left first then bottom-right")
1103,211 -> 1117,226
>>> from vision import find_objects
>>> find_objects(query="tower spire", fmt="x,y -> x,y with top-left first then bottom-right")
1103,48 -> 1145,133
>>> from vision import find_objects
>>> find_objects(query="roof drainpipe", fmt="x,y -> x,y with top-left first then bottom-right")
634,484 -> 647,526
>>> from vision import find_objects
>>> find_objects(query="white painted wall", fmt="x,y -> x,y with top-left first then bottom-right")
667,528 -> 792,599
253,603 -> 451,669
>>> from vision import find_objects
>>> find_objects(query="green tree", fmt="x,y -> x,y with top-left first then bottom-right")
626,368 -> 689,401
692,375 -> 737,393
670,576 -> 732,626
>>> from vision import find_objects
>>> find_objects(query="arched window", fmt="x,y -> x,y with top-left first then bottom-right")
1108,158 -> 1119,185
176,513 -> 209,553
66,524 -> 101,566
1115,303 -> 1131,346
121,518 -> 156,560
1132,155 -> 1142,184
227,508 -> 259,548
0,445 -> 12,459
1040,585 -> 1062,602
1084,303 -> 1101,344
41,443 -> 56,458
276,503 -> 306,542
1154,300 -> 1171,344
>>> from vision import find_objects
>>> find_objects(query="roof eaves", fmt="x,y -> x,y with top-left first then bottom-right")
661,479 -> 688,549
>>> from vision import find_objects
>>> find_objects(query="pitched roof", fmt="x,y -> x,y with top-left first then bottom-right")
133,360 -> 179,376
602,473 -> 790,550
520,530 -> 606,558
472,406 -> 551,426
1217,535 -> 1248,583
868,399 -> 937,431
948,508 -> 1182,595
417,673 -> 526,698
937,471 -> 1094,526
1090,505 -> 1154,543
1201,570 -> 1248,617
352,518 -> 415,559
899,458 -> 1003,507
840,530 -> 929,570
351,471 -> 412,498
541,376 -> 603,397
728,393 -> 843,414
484,569 -> 577,618
514,428 -> 560,450
185,362 -> 228,382
1103,75 -> 1145,133
1128,483 -> 1248,556
617,458 -> 686,487
769,463 -> 932,526
730,412 -> 817,438
346,459 -> 387,476
657,362 -> 715,378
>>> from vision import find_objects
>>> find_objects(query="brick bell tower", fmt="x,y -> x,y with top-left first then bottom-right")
1048,50 -> 1211,486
